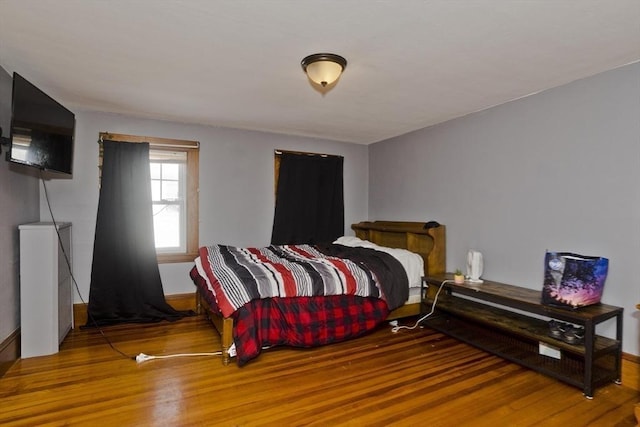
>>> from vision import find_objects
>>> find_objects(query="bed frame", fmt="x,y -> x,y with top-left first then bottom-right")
196,220 -> 446,365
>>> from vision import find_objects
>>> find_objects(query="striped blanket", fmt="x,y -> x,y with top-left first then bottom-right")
196,243 -> 409,318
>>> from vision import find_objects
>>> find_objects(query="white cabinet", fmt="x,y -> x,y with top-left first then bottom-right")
19,222 -> 73,358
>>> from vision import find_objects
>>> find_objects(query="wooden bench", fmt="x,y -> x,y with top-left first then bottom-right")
422,274 -> 623,398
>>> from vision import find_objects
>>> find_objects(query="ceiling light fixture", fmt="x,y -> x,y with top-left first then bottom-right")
301,53 -> 347,89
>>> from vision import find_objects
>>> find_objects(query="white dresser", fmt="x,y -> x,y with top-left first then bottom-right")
19,222 -> 73,358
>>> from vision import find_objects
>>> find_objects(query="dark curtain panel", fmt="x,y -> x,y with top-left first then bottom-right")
271,152 -> 344,245
86,140 -> 191,326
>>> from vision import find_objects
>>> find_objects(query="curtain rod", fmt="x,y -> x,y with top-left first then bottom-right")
274,149 -> 343,158
98,132 -> 199,149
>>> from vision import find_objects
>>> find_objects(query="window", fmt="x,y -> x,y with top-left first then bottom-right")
151,150 -> 187,253
99,132 -> 199,263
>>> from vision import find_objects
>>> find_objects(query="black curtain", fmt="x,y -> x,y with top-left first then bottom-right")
86,140 -> 191,326
271,152 -> 344,245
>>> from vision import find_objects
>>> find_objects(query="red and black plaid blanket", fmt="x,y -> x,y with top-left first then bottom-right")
234,295 -> 389,365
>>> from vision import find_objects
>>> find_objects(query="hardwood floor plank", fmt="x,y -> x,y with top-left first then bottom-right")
0,315 -> 636,426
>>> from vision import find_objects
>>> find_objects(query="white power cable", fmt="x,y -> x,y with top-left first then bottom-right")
391,279 -> 453,333
136,351 -> 223,363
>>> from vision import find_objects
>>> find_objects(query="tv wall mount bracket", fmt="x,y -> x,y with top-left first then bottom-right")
0,127 -> 10,155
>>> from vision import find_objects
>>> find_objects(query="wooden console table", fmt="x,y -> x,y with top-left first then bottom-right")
422,274 -> 623,398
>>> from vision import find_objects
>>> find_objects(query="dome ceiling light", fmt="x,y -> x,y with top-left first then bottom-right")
301,53 -> 347,91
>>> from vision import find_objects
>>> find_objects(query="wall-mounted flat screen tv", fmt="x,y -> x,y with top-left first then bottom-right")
9,72 -> 75,175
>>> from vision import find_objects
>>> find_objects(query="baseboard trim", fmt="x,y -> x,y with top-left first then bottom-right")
622,353 -> 640,392
73,293 -> 197,327
0,328 -> 20,377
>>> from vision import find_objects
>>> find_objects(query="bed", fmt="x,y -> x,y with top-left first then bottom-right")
191,220 -> 446,365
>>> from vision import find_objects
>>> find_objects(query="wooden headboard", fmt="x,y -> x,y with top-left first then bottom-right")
351,221 -> 446,276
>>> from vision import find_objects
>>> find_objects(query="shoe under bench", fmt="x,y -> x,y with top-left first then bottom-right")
421,274 -> 623,399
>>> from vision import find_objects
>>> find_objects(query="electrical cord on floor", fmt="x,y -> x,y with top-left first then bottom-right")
135,351 -> 223,363
42,174 -> 225,364
41,174 -> 133,360
390,279 -> 453,333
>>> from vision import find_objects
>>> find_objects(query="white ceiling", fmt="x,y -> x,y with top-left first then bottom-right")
1,0 -> 638,145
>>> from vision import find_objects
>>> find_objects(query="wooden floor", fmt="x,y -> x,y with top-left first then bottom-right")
0,315 -> 637,427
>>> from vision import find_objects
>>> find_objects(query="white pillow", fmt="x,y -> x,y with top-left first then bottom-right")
333,236 -> 424,287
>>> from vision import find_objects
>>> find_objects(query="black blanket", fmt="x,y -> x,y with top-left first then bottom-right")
316,244 -> 409,310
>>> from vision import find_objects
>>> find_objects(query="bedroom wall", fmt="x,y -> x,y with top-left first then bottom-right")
0,67 -> 40,345
368,62 -> 640,356
38,111 -> 369,307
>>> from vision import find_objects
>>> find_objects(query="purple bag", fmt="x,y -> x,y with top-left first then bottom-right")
541,252 -> 609,309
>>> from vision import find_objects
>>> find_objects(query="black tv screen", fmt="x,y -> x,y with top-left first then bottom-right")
9,73 -> 75,175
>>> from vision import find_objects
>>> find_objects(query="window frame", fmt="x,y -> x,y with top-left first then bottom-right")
99,132 -> 199,263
